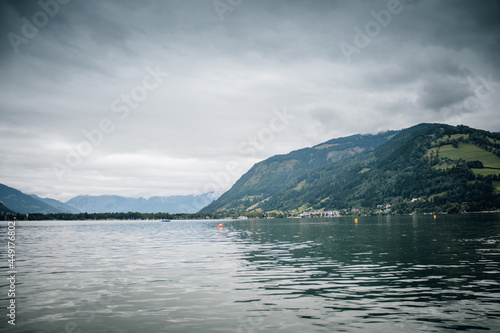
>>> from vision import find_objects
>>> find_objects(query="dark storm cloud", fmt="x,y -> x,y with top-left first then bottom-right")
422,1 -> 500,58
394,0 -> 500,72
418,78 -> 473,111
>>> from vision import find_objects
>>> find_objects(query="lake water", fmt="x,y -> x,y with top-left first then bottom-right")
1,214 -> 500,332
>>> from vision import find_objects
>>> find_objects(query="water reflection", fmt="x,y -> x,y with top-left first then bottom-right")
1,215 -> 499,332
226,215 -> 500,331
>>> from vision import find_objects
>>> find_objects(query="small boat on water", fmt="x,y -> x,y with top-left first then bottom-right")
161,219 -> 170,222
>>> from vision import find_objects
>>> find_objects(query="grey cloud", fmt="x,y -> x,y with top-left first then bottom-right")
417,76 -> 474,111
0,0 -> 499,200
393,0 -> 500,73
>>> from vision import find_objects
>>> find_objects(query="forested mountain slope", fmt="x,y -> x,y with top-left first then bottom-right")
0,183 -> 66,214
201,124 -> 500,215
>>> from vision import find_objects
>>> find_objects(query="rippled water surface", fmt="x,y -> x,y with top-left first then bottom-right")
1,214 -> 500,332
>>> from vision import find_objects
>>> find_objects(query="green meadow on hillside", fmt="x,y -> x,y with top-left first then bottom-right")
434,143 -> 500,176
438,144 -> 500,167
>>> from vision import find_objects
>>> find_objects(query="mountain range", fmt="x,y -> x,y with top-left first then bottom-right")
0,183 -> 218,215
31,194 -> 81,214
201,123 -> 500,215
64,193 -> 218,214
2,123 -> 500,217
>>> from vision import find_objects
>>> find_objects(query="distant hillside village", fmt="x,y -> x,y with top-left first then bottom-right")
297,210 -> 340,218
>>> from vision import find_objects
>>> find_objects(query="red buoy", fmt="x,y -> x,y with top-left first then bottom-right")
218,224 -> 223,228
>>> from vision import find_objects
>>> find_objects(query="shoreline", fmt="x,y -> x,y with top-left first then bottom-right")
2,210 -> 500,222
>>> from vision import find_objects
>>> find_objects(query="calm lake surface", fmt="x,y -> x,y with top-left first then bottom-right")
1,214 -> 500,332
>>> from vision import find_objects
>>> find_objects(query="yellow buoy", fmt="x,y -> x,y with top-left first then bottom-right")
355,218 -> 358,223
433,215 -> 437,219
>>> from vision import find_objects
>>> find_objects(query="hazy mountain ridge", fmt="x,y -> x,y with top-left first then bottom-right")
65,193 -> 219,214
30,195 -> 81,214
201,124 -> 500,215
0,184 -> 65,214
0,182 -> 218,215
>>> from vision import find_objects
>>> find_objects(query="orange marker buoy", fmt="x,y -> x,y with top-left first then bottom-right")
218,224 -> 223,228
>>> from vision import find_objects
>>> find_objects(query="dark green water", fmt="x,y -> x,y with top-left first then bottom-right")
1,214 -> 500,332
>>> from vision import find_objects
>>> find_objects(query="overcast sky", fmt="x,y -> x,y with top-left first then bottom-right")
1,0 -> 499,201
